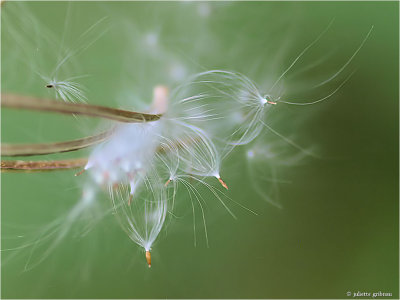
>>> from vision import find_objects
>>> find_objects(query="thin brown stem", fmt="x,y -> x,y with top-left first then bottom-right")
1,93 -> 161,123
1,158 -> 88,172
2,129 -> 114,157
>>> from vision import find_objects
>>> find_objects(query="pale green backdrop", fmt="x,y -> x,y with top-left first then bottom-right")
1,1 -> 398,299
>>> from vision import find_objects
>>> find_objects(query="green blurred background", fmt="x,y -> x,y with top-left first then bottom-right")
1,1 -> 398,299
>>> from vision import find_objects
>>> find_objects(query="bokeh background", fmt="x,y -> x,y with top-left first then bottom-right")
1,1 -> 399,299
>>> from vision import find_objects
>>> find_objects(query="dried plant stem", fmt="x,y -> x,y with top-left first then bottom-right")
1,158 -> 88,172
1,135 -> 203,172
2,129 -> 114,157
1,93 -> 161,123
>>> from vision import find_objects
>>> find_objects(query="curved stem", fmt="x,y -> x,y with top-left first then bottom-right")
1,93 -> 161,123
2,129 -> 114,157
1,158 -> 88,172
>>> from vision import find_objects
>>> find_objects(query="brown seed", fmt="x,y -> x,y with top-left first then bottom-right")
145,250 -> 151,268
217,177 -> 228,190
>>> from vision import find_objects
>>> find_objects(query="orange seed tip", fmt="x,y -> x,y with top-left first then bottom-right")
145,250 -> 151,268
217,177 -> 228,190
75,169 -> 85,176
